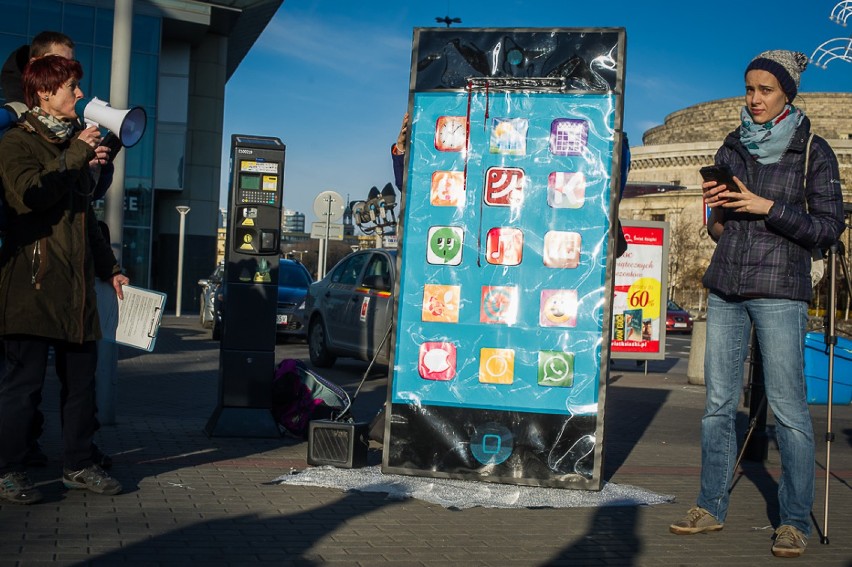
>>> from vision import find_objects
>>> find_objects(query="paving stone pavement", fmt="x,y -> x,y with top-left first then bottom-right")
1,316 -> 850,566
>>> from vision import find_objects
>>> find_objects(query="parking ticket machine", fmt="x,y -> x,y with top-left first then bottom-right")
207,134 -> 285,437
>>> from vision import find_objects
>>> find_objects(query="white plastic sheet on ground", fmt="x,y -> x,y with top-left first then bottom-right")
275,465 -> 674,509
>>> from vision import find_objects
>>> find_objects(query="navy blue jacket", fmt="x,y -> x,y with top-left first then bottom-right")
702,117 -> 845,302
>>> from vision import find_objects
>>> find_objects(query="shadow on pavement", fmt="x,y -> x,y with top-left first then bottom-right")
602,385 -> 670,481
25,322 -> 303,489
547,505 -> 642,566
84,491 -> 401,566
733,455 -> 781,531
115,323 -> 209,361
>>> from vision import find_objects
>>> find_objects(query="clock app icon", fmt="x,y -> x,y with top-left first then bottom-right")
435,116 -> 467,152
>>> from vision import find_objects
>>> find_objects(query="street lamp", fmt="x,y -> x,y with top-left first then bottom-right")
175,205 -> 190,317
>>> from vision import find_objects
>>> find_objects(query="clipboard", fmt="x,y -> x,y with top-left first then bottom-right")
114,285 -> 167,351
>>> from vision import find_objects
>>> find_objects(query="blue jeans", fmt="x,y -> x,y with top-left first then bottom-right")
699,294 -> 814,536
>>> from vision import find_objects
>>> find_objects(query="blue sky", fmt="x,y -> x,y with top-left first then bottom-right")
221,0 -> 852,223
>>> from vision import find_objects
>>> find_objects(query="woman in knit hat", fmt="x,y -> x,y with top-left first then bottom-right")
669,50 -> 845,558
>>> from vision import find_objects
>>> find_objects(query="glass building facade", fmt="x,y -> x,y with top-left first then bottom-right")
282,209 -> 305,233
0,0 -> 160,285
0,0 -> 282,307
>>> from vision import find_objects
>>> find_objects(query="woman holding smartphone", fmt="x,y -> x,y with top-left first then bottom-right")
669,50 -> 844,558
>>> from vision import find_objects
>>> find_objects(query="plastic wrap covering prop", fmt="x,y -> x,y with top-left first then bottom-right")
383,28 -> 627,490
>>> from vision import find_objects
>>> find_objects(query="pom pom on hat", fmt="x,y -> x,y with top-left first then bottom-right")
745,50 -> 809,101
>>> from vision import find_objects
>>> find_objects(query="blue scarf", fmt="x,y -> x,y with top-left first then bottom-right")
738,104 -> 803,164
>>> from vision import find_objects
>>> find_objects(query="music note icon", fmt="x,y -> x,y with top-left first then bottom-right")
486,227 -> 523,265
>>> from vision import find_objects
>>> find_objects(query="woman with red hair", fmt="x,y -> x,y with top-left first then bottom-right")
0,55 -> 128,504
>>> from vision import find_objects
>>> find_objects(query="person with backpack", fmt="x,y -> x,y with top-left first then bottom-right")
668,50 -> 845,559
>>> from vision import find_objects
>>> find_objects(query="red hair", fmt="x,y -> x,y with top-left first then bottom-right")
22,55 -> 83,109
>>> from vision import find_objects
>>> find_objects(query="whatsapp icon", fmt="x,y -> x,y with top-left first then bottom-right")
537,351 -> 574,387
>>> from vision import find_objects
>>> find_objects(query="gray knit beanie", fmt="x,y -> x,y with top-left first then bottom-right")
745,50 -> 808,101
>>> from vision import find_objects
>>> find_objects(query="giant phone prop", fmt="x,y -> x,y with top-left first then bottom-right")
383,28 -> 627,489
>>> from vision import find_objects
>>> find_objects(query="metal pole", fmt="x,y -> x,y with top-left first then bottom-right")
94,0 -> 132,430
324,195 -> 332,242
317,238 -> 326,280
322,195 -> 332,278
845,226 -> 851,320
175,206 -> 190,316
106,0 -> 133,265
318,194 -> 337,279
821,244 -> 839,544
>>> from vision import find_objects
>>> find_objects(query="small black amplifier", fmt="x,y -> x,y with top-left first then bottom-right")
307,420 -> 369,468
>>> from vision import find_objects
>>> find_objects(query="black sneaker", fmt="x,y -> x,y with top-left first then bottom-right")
63,465 -> 122,495
0,471 -> 43,504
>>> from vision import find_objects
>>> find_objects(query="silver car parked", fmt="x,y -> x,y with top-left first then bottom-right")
304,249 -> 396,367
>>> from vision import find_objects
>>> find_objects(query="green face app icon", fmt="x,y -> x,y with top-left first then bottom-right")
428,226 -> 463,265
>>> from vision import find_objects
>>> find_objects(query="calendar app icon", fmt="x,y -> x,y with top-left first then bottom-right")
550,119 -> 588,156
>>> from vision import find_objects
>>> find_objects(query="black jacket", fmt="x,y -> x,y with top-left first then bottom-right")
0,114 -> 120,342
702,117 -> 845,302
1,44 -> 28,104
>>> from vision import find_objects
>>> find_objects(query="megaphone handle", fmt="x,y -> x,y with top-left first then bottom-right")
101,132 -> 123,155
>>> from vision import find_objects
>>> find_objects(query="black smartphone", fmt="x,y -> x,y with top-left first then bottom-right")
699,164 -> 739,192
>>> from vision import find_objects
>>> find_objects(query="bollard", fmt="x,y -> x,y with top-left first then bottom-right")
686,319 -> 707,385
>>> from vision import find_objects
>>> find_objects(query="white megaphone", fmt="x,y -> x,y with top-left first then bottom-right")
74,97 -> 146,147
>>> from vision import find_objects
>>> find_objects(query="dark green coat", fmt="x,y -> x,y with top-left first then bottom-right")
0,114 -> 120,343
